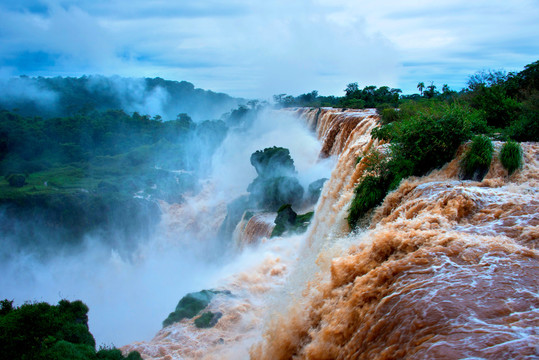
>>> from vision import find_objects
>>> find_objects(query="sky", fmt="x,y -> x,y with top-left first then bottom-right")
0,0 -> 538,99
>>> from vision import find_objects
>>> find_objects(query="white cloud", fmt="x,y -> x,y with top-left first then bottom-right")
0,0 -> 538,97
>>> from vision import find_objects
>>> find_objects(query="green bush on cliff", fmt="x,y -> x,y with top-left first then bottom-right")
384,103 -> 476,178
500,140 -> 523,175
0,299 -> 141,360
348,175 -> 389,229
349,103 -> 479,229
461,135 -> 493,180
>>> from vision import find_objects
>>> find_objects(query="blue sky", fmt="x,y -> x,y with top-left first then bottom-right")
0,0 -> 538,98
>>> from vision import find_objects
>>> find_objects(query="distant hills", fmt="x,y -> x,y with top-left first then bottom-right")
0,75 -> 245,121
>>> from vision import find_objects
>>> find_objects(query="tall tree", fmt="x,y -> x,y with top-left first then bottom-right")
417,82 -> 425,96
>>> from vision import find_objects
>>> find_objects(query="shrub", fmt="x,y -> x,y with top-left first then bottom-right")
0,299 -> 137,360
505,111 -> 539,141
348,175 -> 389,229
500,140 -> 523,175
378,107 -> 400,125
388,104 -> 472,177
461,135 -> 494,180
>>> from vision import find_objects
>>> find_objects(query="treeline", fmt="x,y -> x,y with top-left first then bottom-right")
273,85 -> 401,108
0,299 -> 141,360
0,107 -> 229,251
0,75 -> 243,121
275,60 -> 539,142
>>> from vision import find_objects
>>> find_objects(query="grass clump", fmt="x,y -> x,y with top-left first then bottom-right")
461,135 -> 494,180
500,140 -> 523,175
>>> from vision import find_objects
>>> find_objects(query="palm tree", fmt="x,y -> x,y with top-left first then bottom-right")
425,82 -> 437,98
417,82 -> 425,96
442,84 -> 450,94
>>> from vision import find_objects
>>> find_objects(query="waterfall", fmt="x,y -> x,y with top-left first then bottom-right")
252,111 -> 539,360
125,108 -> 539,359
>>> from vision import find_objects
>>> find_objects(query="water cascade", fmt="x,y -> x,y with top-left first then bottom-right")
125,108 -> 538,359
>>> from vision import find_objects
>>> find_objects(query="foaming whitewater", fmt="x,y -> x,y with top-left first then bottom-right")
233,213 -> 276,248
252,111 -> 539,359
123,107 -> 538,359
121,108 -> 380,359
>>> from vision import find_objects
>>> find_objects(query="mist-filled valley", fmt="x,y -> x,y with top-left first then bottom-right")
1,61 -> 538,360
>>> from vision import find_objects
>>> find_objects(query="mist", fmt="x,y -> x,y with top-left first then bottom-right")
0,75 -> 244,122
0,104 -> 333,346
0,76 -> 59,112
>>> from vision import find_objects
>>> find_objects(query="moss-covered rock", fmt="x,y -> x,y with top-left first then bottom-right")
248,176 -> 304,211
163,290 -> 216,327
250,146 -> 296,178
271,205 -> 314,237
162,289 -> 231,327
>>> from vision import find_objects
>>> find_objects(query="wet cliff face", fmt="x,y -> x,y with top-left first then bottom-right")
251,109 -> 539,360
124,108 -> 538,360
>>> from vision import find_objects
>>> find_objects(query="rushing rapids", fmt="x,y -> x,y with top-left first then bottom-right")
125,108 -> 538,359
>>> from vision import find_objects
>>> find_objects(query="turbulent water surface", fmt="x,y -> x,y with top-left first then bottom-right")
124,108 -> 538,359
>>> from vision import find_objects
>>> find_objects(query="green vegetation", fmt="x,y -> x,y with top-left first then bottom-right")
274,85 -> 401,108
5,173 -> 26,187
163,290 -> 222,327
349,103 -> 485,229
0,75 -> 242,121
349,175 -> 389,228
250,146 -> 296,178
0,108 -> 228,248
500,140 -> 523,175
271,204 -> 314,237
344,60 -> 538,230
0,299 -> 141,360
194,311 -> 222,329
461,135 -> 494,180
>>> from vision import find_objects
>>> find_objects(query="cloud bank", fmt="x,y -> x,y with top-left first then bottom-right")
0,0 -> 538,98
